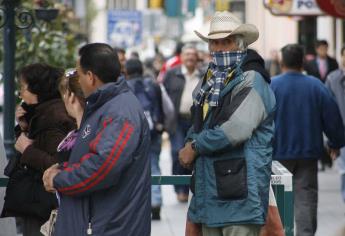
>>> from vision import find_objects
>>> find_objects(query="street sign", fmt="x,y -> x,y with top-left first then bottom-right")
107,10 -> 142,48
264,0 -> 324,16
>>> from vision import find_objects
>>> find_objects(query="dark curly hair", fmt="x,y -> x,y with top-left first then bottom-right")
18,63 -> 64,103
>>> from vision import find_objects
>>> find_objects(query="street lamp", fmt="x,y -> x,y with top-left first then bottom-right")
0,0 -> 34,159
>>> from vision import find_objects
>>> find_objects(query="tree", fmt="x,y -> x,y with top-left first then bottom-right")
0,0 -> 85,73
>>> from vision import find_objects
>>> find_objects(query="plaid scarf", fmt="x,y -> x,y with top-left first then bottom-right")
194,50 -> 246,107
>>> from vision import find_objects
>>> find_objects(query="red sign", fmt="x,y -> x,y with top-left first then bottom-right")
316,0 -> 345,18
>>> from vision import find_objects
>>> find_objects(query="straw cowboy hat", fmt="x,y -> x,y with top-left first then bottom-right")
194,11 -> 259,45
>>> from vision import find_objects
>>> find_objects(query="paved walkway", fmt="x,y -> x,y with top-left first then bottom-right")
152,139 -> 345,236
151,141 -> 188,236
316,167 -> 345,236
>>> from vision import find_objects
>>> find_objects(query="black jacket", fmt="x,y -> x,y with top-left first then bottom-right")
242,49 -> 270,83
20,99 -> 76,172
1,99 -> 75,220
304,56 -> 339,82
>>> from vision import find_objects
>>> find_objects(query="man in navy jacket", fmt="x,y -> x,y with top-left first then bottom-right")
304,40 -> 338,83
43,43 -> 151,236
271,44 -> 345,236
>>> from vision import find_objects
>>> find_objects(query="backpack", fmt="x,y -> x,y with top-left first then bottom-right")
127,77 -> 164,133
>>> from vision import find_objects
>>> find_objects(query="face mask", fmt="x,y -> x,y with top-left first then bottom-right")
211,50 -> 246,68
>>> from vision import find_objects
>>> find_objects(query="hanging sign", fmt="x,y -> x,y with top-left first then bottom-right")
316,0 -> 345,18
264,0 -> 324,16
107,10 -> 142,48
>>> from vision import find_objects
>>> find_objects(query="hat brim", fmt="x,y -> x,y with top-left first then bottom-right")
194,24 -> 259,46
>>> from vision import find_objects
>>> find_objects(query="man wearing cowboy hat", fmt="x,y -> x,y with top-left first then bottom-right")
179,11 -> 275,236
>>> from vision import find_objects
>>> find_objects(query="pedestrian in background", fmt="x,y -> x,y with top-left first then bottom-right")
325,45 -> 345,204
114,47 -> 127,76
180,11 -> 275,236
43,43 -> 151,236
265,49 -> 281,77
271,44 -> 345,236
164,44 -> 202,203
125,58 -> 165,220
304,39 -> 338,82
304,40 -> 340,171
158,41 -> 184,82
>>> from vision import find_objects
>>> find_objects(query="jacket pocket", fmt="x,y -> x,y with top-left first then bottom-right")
213,158 -> 247,200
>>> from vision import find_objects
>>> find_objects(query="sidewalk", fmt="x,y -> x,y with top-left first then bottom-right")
316,167 -> 345,236
152,138 -> 345,236
151,140 -> 188,236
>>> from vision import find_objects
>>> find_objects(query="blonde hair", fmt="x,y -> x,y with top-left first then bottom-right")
58,69 -> 85,108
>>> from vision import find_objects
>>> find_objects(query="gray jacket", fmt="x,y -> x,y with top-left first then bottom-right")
326,69 -> 345,126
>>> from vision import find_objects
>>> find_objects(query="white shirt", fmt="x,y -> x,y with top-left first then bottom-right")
179,65 -> 200,115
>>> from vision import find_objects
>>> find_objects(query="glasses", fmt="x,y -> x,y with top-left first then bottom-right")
65,69 -> 78,79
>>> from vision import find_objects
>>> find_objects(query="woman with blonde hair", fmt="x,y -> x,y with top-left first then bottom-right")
58,69 -> 85,129
40,69 -> 85,236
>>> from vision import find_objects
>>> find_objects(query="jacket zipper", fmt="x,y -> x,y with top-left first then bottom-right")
87,197 -> 93,235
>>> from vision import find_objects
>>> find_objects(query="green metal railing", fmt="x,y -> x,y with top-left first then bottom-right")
0,161 -> 293,235
152,161 -> 294,236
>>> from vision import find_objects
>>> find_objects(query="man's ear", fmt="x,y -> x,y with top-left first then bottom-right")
86,71 -> 97,86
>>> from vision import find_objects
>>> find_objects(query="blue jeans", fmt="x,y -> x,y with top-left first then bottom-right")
169,117 -> 192,194
150,133 -> 163,207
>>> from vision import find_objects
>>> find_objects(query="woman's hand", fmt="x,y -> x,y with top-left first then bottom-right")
43,164 -> 61,193
15,105 -> 28,131
15,133 -> 33,153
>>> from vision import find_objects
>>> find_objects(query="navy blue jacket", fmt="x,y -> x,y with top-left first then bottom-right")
271,71 -> 345,160
53,78 -> 151,236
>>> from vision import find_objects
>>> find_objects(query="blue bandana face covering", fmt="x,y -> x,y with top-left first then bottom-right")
194,50 -> 246,107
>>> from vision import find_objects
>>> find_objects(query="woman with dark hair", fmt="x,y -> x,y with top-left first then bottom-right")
15,63 -> 76,171
1,63 -> 76,236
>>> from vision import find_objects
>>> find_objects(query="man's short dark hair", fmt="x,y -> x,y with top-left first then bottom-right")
281,44 -> 304,70
19,63 -> 63,103
315,40 -> 328,48
125,59 -> 143,76
79,43 -> 121,83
